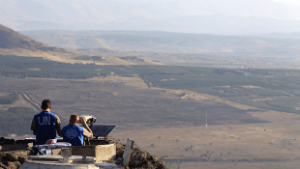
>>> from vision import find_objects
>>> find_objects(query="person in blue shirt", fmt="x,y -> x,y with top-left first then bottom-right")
62,114 -> 93,146
30,99 -> 62,145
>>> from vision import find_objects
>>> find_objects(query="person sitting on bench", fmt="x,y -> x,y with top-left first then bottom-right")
61,114 -> 93,146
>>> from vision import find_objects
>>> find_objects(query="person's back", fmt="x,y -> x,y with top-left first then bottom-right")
31,99 -> 62,145
62,124 -> 84,146
62,114 -> 93,146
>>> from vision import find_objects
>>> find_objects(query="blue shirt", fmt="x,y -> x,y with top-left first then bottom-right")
34,111 -> 57,145
61,124 -> 84,146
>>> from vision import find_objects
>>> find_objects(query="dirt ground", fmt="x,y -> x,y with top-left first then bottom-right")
112,109 -> 300,169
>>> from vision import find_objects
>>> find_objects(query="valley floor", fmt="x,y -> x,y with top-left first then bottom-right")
1,75 -> 300,169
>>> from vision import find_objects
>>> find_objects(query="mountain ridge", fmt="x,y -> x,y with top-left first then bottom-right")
0,24 -> 162,66
2,0 -> 300,35
0,23 -> 66,52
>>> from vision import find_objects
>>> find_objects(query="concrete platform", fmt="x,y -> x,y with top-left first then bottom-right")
72,144 -> 116,162
20,158 -> 124,169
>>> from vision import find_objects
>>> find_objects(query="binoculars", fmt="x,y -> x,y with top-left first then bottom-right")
79,115 -> 97,127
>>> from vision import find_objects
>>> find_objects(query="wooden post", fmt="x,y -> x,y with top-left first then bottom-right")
122,138 -> 134,167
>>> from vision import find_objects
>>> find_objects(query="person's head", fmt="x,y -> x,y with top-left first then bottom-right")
69,114 -> 79,125
41,99 -> 51,111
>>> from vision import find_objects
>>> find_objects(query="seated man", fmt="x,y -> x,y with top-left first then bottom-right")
62,114 -> 93,146
31,99 -> 62,145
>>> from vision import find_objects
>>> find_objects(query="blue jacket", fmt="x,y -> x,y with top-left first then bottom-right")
62,124 -> 84,146
34,111 -> 57,145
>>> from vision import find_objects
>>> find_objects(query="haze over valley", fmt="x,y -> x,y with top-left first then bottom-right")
1,1 -> 300,169
21,30 -> 300,69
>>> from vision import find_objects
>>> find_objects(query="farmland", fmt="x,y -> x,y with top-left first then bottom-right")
1,54 -> 300,168
1,54 -> 299,114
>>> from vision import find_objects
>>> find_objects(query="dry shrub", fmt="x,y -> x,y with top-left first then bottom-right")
0,163 -> 9,169
116,143 -> 125,159
7,161 -> 21,169
116,142 -> 168,169
0,153 -> 6,162
129,150 -> 148,166
0,153 -> 27,169
18,156 -> 26,164
5,153 -> 18,162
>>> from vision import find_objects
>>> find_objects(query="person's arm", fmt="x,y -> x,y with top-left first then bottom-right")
83,128 -> 93,138
30,118 -> 36,135
55,116 -> 62,137
80,117 -> 93,138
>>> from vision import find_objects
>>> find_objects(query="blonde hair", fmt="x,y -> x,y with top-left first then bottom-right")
69,114 -> 79,124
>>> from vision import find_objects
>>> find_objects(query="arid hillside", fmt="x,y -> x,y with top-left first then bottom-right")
0,23 -> 81,62
0,24 -> 66,52
0,24 -> 161,65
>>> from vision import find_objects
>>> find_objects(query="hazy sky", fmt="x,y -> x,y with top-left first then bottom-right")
2,0 -> 300,34
274,0 -> 300,5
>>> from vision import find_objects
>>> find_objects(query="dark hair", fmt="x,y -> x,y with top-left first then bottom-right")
41,99 -> 51,110
69,114 -> 79,124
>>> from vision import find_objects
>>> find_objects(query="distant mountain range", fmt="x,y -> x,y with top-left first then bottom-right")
21,30 -> 300,57
2,0 -> 300,35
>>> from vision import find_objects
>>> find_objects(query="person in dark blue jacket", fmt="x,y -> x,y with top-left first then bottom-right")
62,114 -> 93,146
30,99 -> 62,145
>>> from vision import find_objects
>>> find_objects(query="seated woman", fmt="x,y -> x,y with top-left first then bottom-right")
61,114 -> 93,146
